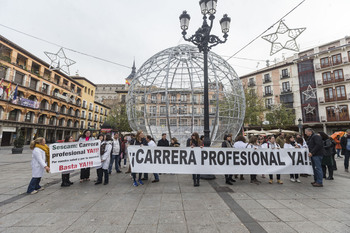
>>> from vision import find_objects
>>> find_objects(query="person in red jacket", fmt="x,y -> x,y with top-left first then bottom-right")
334,135 -> 343,158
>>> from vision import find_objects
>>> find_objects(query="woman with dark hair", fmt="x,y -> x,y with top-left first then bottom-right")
78,130 -> 95,183
245,136 -> 261,185
170,137 -> 180,147
285,135 -> 301,183
233,135 -> 247,181
187,132 -> 203,187
262,136 -> 283,184
132,130 -> 148,186
222,134 -> 236,185
95,134 -> 112,185
61,135 -> 74,187
319,132 -> 334,180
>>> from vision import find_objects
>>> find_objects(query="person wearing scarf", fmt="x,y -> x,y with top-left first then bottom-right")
78,130 -> 95,182
27,137 -> 50,194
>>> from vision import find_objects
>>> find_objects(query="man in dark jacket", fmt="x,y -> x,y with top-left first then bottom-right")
305,128 -> 326,187
340,129 -> 350,172
158,133 -> 170,147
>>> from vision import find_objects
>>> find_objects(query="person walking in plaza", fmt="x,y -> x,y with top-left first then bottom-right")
132,130 -> 148,186
319,132 -> 334,180
146,135 -> 160,183
61,135 -> 74,187
27,137 -> 50,194
187,132 -> 202,187
284,135 -> 301,183
109,133 -> 122,174
340,129 -> 350,172
78,130 -> 95,183
245,136 -> 261,185
222,134 -> 236,185
305,128 -> 325,187
95,135 -> 112,185
262,136 -> 283,184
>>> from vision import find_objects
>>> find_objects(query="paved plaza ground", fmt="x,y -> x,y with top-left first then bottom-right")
1,147 -> 350,233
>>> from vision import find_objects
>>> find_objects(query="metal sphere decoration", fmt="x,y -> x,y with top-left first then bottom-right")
126,44 -> 245,145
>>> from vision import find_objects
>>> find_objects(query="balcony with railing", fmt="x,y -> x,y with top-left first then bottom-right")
263,91 -> 273,97
281,87 -> 292,94
280,72 -> 290,79
263,76 -> 271,84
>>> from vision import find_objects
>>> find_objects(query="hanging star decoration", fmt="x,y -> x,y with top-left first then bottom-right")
334,105 -> 345,113
271,103 -> 282,112
302,85 -> 317,100
262,21 -> 306,56
44,48 -> 76,75
304,104 -> 315,115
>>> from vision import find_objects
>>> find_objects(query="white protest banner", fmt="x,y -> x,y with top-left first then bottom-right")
128,146 -> 313,174
49,140 -> 101,173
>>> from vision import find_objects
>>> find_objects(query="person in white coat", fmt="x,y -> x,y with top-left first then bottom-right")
95,134 -> 112,185
146,135 -> 160,183
261,136 -> 283,184
27,137 -> 50,194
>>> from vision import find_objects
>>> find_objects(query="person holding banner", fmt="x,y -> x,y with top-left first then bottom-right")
222,134 -> 236,185
27,137 -> 50,194
146,135 -> 160,183
233,135 -> 248,181
186,132 -> 203,187
95,134 -> 112,185
261,136 -> 283,184
284,135 -> 301,183
61,135 -> 75,187
132,130 -> 148,186
245,136 -> 262,185
79,130 -> 95,183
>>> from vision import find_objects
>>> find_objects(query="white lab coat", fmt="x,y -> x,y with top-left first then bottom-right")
233,141 -> 248,149
97,142 -> 112,170
31,147 -> 47,178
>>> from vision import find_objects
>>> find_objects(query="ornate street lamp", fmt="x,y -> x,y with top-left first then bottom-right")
179,0 -> 231,147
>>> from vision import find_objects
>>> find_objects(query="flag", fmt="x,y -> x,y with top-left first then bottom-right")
12,85 -> 18,100
5,82 -> 11,98
125,79 -> 130,85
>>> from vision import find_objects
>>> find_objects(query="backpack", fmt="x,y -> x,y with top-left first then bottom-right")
346,139 -> 350,151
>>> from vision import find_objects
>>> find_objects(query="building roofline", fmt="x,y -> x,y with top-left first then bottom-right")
94,101 -> 111,109
71,76 -> 96,87
0,34 -> 83,87
239,61 -> 294,79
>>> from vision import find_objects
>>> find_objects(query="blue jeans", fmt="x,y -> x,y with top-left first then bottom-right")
336,149 -> 341,157
109,154 -> 121,173
27,177 -> 41,193
311,155 -> 324,184
344,151 -> 350,169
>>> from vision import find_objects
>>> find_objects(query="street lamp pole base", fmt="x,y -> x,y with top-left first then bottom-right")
201,174 -> 216,180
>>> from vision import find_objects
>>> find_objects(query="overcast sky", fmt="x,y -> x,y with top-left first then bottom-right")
0,0 -> 348,84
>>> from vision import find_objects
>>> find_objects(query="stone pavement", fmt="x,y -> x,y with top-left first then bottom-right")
1,150 -> 350,233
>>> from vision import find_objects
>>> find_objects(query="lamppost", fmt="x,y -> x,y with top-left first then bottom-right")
297,118 -> 303,135
179,0 -> 231,147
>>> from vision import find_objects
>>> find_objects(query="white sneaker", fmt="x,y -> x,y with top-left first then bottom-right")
30,190 -> 38,195
296,179 -> 301,183
38,187 -> 45,191
123,165 -> 127,168
290,178 -> 296,182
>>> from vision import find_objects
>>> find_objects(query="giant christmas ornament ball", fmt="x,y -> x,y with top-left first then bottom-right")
126,44 -> 245,145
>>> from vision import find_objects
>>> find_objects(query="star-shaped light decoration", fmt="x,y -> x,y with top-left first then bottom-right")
262,21 -> 306,56
302,85 -> 317,100
304,104 -> 315,115
271,103 -> 282,112
334,105 -> 345,113
44,48 -> 76,75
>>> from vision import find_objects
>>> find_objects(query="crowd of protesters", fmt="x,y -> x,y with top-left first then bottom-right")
26,127 -> 350,194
